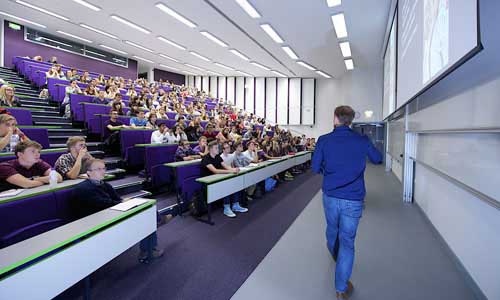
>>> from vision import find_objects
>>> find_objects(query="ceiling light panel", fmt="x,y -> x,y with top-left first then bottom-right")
200,31 -> 228,47
214,63 -> 235,71
111,15 -> 151,34
80,24 -> 118,39
0,11 -> 46,28
100,44 -> 127,55
133,55 -> 155,63
16,0 -> 70,21
207,71 -> 224,76
237,70 -> 253,77
316,70 -> 332,78
260,24 -> 284,43
327,0 -> 342,7
190,51 -> 211,62
125,40 -> 154,53
250,62 -> 270,71
159,64 -> 179,71
331,13 -> 348,38
339,41 -> 352,57
155,3 -> 197,28
345,59 -> 354,70
297,61 -> 316,71
272,71 -> 286,77
56,30 -> 92,43
185,64 -> 205,71
157,36 -> 186,50
235,0 -> 261,18
230,49 -> 250,61
282,46 -> 298,60
72,0 -> 101,11
159,54 -> 179,62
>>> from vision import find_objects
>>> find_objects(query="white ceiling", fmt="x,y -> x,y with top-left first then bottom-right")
1,0 -> 392,78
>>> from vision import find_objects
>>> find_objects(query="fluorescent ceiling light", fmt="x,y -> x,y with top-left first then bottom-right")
100,44 -> 127,55
125,40 -> 154,53
0,11 -> 46,28
111,15 -> 151,34
184,71 -> 197,75
159,54 -> 179,62
331,13 -> 348,38
345,59 -> 354,70
80,24 -> 118,39
159,64 -> 179,71
339,41 -> 352,57
214,63 -> 235,71
200,31 -> 228,47
56,30 -> 92,43
190,51 -> 211,62
272,71 -> 286,77
260,24 -> 284,43
282,46 -> 298,60
316,70 -> 332,78
237,70 -> 253,77
16,0 -> 70,21
251,62 -> 270,71
72,0 -> 101,11
327,0 -> 342,7
133,55 -> 155,63
185,64 -> 205,71
155,3 -> 197,28
157,36 -> 186,50
85,49 -> 106,57
364,110 -> 374,118
207,71 -> 224,76
230,49 -> 249,61
235,0 -> 261,18
297,61 -> 316,71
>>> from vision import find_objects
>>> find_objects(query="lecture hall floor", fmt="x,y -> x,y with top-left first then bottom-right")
57,165 -> 478,300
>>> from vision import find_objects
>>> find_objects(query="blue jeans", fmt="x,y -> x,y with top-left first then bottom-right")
223,192 -> 240,205
322,194 -> 363,293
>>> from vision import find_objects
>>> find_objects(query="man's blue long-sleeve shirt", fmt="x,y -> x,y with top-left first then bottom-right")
312,126 -> 383,201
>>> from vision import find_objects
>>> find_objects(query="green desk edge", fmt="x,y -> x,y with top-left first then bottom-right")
18,125 -> 62,129
164,159 -> 201,168
135,141 -> 196,147
0,147 -> 66,158
0,199 -> 156,278
196,151 -> 311,185
0,174 -> 115,205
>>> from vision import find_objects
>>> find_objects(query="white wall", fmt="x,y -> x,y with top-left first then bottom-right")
284,65 -> 383,137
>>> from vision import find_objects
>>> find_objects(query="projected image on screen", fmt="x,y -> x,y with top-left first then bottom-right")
423,0 -> 449,84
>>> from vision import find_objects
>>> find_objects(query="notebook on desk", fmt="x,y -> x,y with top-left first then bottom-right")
110,198 -> 150,212
0,189 -> 24,198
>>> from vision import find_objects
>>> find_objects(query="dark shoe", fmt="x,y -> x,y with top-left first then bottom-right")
335,281 -> 354,299
138,248 -> 164,262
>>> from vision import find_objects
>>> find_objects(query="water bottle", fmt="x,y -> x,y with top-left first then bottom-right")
9,134 -> 19,152
49,168 -> 58,187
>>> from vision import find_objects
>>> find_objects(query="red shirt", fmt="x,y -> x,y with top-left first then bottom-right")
0,159 -> 51,180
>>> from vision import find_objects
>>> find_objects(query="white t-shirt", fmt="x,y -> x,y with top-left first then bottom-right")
221,152 -> 235,167
243,150 -> 258,162
151,130 -> 168,144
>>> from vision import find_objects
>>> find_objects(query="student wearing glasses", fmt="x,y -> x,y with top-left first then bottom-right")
0,85 -> 20,107
174,141 -> 200,161
54,136 -> 93,180
72,159 -> 164,261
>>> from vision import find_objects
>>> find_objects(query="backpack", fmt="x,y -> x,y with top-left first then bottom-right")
189,190 -> 207,217
265,177 -> 277,192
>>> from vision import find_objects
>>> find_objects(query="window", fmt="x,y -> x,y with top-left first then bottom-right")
25,27 -> 128,67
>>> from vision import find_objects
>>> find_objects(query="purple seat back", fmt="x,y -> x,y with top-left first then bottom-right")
70,94 -> 94,122
6,108 -> 32,125
82,103 -> 110,127
144,144 -> 178,177
0,149 -> 65,165
20,128 -> 50,149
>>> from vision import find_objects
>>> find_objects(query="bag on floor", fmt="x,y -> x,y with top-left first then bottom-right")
189,190 -> 207,217
265,177 -> 277,192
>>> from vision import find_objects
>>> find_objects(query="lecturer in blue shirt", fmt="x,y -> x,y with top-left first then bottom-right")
312,105 -> 382,300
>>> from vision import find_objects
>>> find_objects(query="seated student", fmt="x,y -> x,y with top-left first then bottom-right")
130,110 -> 148,127
150,123 -> 169,144
156,106 -> 168,119
0,141 -> 62,191
233,142 -> 259,200
54,136 -> 93,180
146,114 -> 158,129
72,159 -> 163,260
175,140 -> 200,161
110,101 -> 125,115
127,103 -> 141,117
166,125 -> 187,144
220,142 -> 234,167
193,136 -> 209,157
80,71 -> 91,84
104,110 -> 127,153
201,141 -> 247,218
84,83 -> 99,96
0,85 -> 20,107
243,140 -> 261,163
62,80 -> 82,117
203,125 -> 218,142
92,90 -> 109,105
0,114 -> 29,153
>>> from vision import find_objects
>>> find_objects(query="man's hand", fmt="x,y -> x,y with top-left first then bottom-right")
232,167 -> 240,174
77,147 -> 88,160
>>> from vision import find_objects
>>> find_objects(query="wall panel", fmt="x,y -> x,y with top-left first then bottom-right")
255,78 -> 265,119
301,78 -> 315,125
265,78 -> 277,123
289,78 -> 301,125
235,77 -> 245,109
277,78 -> 289,124
226,77 -> 235,105
245,77 -> 255,114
